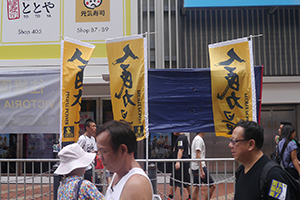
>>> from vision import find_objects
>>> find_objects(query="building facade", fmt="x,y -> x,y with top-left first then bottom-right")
0,0 -> 299,162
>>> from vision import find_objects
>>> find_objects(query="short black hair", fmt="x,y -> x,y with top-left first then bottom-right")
84,118 -> 95,131
96,120 -> 137,153
235,120 -> 264,149
280,121 -> 292,126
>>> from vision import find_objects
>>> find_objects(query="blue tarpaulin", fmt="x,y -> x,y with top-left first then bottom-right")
148,66 -> 263,133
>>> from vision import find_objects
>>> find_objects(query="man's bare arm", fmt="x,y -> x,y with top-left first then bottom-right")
196,149 -> 205,179
175,149 -> 184,170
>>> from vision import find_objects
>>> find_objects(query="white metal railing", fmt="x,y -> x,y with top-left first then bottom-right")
0,158 -> 236,200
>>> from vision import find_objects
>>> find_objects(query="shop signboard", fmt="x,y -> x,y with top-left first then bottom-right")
184,0 -> 300,7
0,0 -> 137,62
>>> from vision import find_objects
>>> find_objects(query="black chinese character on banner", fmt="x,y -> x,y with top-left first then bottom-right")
113,44 -> 139,122
216,48 -> 246,133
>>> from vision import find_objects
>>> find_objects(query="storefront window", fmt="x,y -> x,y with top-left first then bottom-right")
0,134 -> 11,158
103,100 -> 113,123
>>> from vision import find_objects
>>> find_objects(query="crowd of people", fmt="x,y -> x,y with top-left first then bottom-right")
55,119 -> 153,200
54,118 -> 300,200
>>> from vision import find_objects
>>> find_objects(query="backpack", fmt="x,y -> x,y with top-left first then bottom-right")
272,144 -> 287,168
260,161 -> 300,200
236,161 -> 300,200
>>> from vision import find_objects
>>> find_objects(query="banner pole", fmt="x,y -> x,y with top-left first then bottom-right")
248,34 -> 263,39
144,35 -> 149,173
59,37 -> 63,150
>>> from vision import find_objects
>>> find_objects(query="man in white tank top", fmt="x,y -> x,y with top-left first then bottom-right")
96,120 -> 153,200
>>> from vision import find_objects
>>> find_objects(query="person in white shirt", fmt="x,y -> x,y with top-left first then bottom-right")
96,120 -> 153,200
77,118 -> 98,184
191,132 -> 215,200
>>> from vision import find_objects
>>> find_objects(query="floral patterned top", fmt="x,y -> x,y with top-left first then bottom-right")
57,175 -> 105,200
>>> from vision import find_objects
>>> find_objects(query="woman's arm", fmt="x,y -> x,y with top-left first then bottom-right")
290,149 -> 300,175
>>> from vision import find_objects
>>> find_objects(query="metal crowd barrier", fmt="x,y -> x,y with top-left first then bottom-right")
0,158 -> 236,200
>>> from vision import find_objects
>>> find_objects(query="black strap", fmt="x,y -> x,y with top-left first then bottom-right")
259,161 -> 279,200
73,179 -> 83,200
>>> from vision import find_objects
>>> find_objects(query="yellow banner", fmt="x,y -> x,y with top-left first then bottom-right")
106,35 -> 148,141
61,37 -> 95,144
209,38 -> 256,137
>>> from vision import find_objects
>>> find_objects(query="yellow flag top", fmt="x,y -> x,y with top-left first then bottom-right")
106,35 -> 148,141
60,37 -> 95,144
209,37 -> 256,138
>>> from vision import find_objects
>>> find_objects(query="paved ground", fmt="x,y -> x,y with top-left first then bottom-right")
0,173 -> 235,199
0,183 -> 234,200
156,183 -> 234,200
1,184 -> 53,200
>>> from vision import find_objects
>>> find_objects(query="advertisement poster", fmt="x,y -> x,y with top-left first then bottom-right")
0,68 -> 60,134
0,134 -> 10,158
27,134 -> 54,158
150,132 -> 172,159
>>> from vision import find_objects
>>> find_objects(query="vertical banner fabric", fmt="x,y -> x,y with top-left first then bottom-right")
209,37 -> 256,137
60,37 -> 95,144
106,35 -> 148,141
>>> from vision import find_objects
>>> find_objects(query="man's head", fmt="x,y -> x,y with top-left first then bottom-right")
229,120 -> 264,162
173,132 -> 182,137
278,121 -> 292,135
96,120 -> 137,172
96,120 -> 136,153
84,118 -> 96,136
197,132 -> 206,137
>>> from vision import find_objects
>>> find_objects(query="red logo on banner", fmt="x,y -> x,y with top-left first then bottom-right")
7,0 -> 20,20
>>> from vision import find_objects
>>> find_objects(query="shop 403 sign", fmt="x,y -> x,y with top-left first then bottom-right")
18,29 -> 42,35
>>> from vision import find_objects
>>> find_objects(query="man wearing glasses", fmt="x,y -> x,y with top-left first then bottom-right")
229,120 -> 291,199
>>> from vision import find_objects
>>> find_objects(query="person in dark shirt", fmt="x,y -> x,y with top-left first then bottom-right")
168,132 -> 191,200
229,120 -> 291,200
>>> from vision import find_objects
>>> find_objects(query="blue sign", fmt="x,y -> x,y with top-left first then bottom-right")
184,0 -> 300,8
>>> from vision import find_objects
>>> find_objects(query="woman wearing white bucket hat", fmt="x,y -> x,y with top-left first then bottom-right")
54,143 -> 105,200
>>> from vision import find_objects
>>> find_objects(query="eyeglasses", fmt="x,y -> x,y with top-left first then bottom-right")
229,138 -> 248,145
